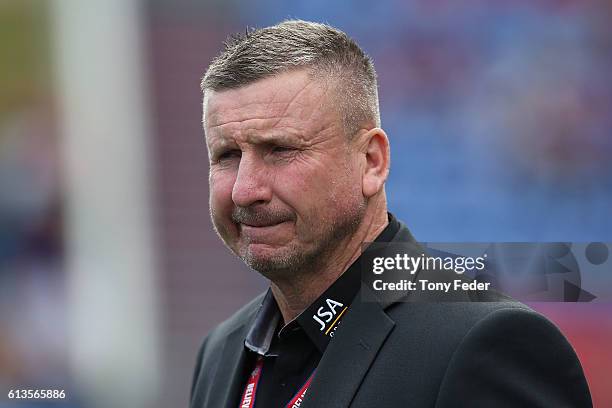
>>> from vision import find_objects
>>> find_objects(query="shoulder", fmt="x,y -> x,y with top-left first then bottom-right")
202,291 -> 266,347
435,304 -> 592,406
382,301 -> 591,406
190,292 -> 266,398
385,296 -> 532,347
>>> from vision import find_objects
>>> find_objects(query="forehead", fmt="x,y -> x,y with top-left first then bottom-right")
204,70 -> 339,142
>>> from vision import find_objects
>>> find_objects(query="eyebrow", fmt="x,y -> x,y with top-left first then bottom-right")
208,127 -> 307,150
247,131 -> 303,145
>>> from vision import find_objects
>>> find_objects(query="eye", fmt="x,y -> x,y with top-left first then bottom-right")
271,146 -> 295,154
216,149 -> 241,162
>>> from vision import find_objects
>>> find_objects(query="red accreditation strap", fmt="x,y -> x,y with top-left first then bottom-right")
238,356 -> 316,408
239,356 -> 264,408
285,370 -> 315,408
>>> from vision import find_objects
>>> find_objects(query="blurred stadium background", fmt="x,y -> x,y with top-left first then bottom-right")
1,0 -> 611,407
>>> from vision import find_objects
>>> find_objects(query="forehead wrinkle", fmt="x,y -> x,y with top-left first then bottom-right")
204,72 -> 342,151
273,78 -> 316,122
206,108 -> 340,154
207,105 -> 328,146
206,100 -> 293,129
276,76 -> 338,128
208,122 -> 314,150
205,72 -> 331,128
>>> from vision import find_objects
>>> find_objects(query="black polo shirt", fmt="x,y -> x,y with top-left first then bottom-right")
238,213 -> 400,408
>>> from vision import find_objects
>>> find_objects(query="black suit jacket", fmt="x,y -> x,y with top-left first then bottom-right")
191,224 -> 592,408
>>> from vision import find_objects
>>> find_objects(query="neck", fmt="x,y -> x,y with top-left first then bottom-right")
271,198 -> 389,323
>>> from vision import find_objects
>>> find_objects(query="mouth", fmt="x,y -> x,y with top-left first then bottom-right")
238,220 -> 292,243
239,220 -> 287,228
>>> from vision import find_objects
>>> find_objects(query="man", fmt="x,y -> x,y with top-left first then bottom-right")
191,20 -> 592,408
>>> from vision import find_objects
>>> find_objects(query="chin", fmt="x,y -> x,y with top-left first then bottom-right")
240,245 -> 302,276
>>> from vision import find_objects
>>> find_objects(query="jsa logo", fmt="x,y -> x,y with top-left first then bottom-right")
312,298 -> 344,331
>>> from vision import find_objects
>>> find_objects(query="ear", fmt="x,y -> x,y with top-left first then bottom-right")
360,128 -> 390,198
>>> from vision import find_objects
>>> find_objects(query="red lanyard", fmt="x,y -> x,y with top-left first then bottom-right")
239,357 -> 264,408
238,356 -> 316,408
285,369 -> 315,408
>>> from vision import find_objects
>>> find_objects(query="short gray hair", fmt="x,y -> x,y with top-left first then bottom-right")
201,20 -> 380,137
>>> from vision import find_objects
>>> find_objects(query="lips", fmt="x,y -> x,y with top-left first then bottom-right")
238,220 -> 292,243
231,207 -> 295,241
232,209 -> 294,227
239,220 -> 288,230
239,219 -> 286,228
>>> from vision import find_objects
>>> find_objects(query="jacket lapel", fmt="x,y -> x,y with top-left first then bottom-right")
203,321 -> 252,408
301,295 -> 395,408
299,222 -> 418,407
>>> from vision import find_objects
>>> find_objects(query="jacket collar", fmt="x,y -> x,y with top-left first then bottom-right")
300,289 -> 396,408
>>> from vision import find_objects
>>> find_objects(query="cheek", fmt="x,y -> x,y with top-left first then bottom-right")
279,159 -> 361,218
322,163 -> 363,215
209,170 -> 236,218
275,162 -> 326,203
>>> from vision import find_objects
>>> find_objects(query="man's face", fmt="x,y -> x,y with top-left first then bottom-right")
204,70 -> 366,278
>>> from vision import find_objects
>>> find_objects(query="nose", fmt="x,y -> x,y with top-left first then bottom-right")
231,152 -> 272,207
